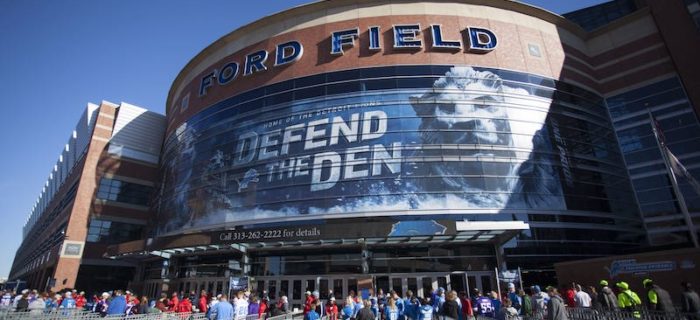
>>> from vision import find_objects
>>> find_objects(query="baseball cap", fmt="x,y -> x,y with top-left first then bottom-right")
599,280 -> 608,286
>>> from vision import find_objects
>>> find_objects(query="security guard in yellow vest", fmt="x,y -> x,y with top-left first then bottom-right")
616,282 -> 642,318
643,279 -> 675,312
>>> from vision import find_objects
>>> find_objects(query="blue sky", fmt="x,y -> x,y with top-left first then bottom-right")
0,0 -> 607,279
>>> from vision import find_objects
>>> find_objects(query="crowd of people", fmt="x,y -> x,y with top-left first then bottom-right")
206,279 -> 700,320
0,288 -> 201,316
0,277 -> 698,320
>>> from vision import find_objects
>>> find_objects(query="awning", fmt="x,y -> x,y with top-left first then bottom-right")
105,220 -> 529,259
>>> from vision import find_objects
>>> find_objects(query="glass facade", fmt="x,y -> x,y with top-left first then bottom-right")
96,178 -> 153,206
156,65 -> 642,268
685,0 -> 700,30
563,0 -> 638,32
607,77 -> 700,246
86,218 -> 144,244
248,244 -> 496,276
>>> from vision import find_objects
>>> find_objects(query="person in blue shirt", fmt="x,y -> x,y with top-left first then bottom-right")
506,283 -> 522,314
356,297 -> 366,318
418,298 -> 433,320
433,288 -> 446,314
489,291 -> 501,315
403,290 -> 417,320
59,292 -> 76,309
393,292 -> 405,320
46,294 -> 59,310
210,294 -> 234,320
306,302 -> 321,320
369,289 -> 380,320
384,297 -> 400,320
106,290 -> 127,315
342,297 -> 355,320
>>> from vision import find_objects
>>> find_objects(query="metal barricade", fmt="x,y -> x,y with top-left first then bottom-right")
266,311 -> 301,320
565,307 -> 699,320
0,310 -> 213,320
479,307 -> 699,320
0,309 -> 100,320
4,308 -> 699,320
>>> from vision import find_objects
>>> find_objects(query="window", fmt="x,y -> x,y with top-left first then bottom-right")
86,219 -> 143,244
180,93 -> 190,113
684,0 -> 700,30
97,178 -> 153,206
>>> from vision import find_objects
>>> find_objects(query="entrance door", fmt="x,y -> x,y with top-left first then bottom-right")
254,271 -> 492,301
465,272 -> 495,298
289,277 -> 320,310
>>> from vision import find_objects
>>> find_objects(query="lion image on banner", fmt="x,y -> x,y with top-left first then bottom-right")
409,66 -> 565,209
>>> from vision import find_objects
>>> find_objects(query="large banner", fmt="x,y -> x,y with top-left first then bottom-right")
157,66 -> 568,235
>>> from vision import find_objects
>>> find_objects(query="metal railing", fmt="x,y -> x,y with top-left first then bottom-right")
0,310 -> 210,320
31,307 -> 700,320
517,307 -> 700,320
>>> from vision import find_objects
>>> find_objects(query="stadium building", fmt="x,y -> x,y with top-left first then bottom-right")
9,0 -> 700,302
8,102 -> 165,294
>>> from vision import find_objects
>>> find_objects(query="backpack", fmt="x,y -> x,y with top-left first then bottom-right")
521,294 -> 532,316
505,311 -> 519,320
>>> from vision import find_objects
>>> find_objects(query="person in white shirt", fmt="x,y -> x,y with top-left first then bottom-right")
210,294 -> 221,310
574,284 -> 592,308
13,290 -> 28,310
234,291 -> 249,320
1,291 -> 12,309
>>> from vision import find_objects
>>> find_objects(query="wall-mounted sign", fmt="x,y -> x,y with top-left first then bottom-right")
606,259 -> 676,278
210,220 -> 456,244
198,25 -> 497,97
60,241 -> 84,258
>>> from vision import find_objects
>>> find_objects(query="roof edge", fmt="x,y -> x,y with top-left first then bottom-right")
165,0 -> 589,112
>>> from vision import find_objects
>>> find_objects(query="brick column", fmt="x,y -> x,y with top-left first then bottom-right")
51,102 -> 118,290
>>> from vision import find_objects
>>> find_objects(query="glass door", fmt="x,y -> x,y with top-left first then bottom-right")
391,277 -> 403,296
292,279 -> 303,310
332,278 -> 345,300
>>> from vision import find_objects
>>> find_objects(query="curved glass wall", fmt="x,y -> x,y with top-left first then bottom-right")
157,65 -> 642,251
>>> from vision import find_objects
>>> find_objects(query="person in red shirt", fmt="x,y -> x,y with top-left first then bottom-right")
325,297 -> 339,320
303,291 -> 314,315
156,293 -> 169,312
169,292 -> 180,312
259,297 -> 269,318
459,291 -> 473,320
565,283 -> 576,307
178,296 -> 193,313
75,291 -> 87,309
198,290 -> 208,314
